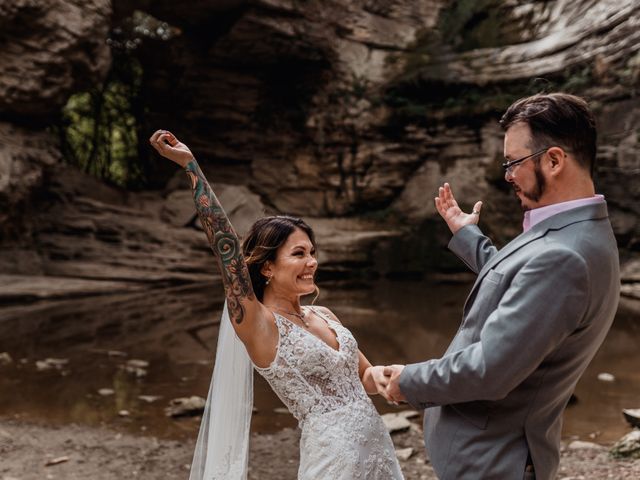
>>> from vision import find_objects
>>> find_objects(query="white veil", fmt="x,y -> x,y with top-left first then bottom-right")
189,302 -> 253,480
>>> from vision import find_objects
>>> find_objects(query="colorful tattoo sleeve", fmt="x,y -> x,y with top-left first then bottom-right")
185,159 -> 255,324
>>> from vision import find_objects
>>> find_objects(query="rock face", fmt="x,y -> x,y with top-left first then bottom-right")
0,0 -> 112,239
123,0 -> 640,250
610,429 -> 640,459
1,0 -> 639,304
0,0 -> 112,120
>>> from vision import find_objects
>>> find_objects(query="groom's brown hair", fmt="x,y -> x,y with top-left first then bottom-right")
499,93 -> 597,177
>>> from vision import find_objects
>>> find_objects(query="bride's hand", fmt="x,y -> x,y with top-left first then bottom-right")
149,129 -> 195,168
368,366 -> 392,401
434,183 -> 482,235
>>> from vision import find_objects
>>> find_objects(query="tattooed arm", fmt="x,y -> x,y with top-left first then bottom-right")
148,130 -> 269,340
184,160 -> 255,324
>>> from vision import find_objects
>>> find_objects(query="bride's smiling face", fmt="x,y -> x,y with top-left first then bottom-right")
263,228 -> 318,297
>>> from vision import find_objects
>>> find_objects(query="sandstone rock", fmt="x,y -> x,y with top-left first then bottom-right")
568,440 -> 605,450
123,359 -> 149,378
126,359 -> 149,369
138,395 -> 162,404
382,412 -> 411,433
622,259 -> 640,283
395,447 -> 414,461
35,358 -> 69,371
0,0 -> 112,118
610,429 -> 640,459
621,283 -> 640,300
0,352 -> 13,366
165,396 -> 206,417
398,410 -> 421,420
623,409 -> 640,429
597,373 -> 615,382
1,0 -> 639,302
44,455 -> 70,466
0,123 -> 61,236
0,275 -> 144,303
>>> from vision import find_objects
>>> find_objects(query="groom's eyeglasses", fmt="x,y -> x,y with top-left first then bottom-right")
502,147 -> 549,175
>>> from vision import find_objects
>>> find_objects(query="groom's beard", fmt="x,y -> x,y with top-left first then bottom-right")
514,163 -> 547,212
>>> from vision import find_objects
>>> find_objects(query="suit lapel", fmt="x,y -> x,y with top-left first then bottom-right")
462,202 -> 609,315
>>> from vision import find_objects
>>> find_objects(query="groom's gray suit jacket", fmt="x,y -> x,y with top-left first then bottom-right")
399,202 -> 619,480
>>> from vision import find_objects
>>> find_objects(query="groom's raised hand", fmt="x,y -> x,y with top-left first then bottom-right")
384,365 -> 407,404
435,183 -> 482,235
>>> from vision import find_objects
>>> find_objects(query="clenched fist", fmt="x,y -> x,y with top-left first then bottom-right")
149,130 -> 195,168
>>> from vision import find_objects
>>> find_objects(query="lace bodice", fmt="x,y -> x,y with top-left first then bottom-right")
254,307 -> 370,426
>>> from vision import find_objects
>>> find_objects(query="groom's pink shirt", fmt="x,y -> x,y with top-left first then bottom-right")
522,194 -> 606,233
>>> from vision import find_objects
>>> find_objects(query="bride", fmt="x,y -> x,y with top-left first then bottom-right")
149,130 -> 404,479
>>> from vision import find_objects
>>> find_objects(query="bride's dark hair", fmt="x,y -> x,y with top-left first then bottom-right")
242,215 -> 317,302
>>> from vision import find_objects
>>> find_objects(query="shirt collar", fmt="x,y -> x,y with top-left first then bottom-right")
522,195 -> 606,232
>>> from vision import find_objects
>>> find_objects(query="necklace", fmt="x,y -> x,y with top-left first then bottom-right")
266,305 -> 310,328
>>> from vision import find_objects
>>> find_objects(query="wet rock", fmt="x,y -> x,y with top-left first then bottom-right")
621,259 -> 640,283
44,455 -> 70,467
395,447 -> 414,461
138,395 -> 162,404
108,350 -> 127,358
35,358 -> 69,371
382,413 -> 411,433
610,429 -> 640,459
98,388 -> 115,397
398,410 -> 420,420
623,409 -> 640,429
621,283 -> 640,300
126,359 -> 149,368
597,372 -> 615,382
165,396 -> 206,417
0,275 -> 144,303
568,440 -> 605,450
0,352 -> 13,366
122,359 -> 149,378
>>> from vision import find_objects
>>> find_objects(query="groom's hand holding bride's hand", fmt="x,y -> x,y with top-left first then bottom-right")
383,365 -> 407,405
434,182 -> 482,235
368,366 -> 392,400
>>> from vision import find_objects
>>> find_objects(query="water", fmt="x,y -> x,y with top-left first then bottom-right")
0,278 -> 638,444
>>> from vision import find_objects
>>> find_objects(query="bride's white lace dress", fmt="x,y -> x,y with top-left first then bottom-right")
254,306 -> 404,480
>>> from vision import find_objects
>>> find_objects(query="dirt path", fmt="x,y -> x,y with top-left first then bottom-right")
1,417 -> 639,479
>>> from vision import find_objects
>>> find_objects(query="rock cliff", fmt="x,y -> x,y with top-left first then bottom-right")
1,0 -> 639,305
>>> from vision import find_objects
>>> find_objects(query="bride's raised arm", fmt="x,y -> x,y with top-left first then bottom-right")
149,130 -> 265,337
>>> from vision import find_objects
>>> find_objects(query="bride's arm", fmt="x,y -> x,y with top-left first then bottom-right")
149,130 -> 266,338
184,159 -> 257,322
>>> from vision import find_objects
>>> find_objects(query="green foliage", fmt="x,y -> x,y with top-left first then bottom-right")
59,56 -> 143,187
56,11 -> 178,188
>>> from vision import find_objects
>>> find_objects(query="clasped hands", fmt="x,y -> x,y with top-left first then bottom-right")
370,364 -> 407,405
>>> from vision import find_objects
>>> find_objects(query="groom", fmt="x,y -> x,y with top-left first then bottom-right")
383,93 -> 620,480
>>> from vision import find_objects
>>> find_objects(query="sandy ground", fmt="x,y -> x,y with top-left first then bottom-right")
2,417 -> 639,480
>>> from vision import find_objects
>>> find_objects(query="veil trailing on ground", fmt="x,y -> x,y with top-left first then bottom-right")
189,302 -> 253,480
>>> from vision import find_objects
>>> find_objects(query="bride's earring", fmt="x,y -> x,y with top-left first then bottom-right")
265,275 -> 272,286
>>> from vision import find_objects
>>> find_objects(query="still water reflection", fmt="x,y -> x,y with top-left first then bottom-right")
0,279 -> 638,444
